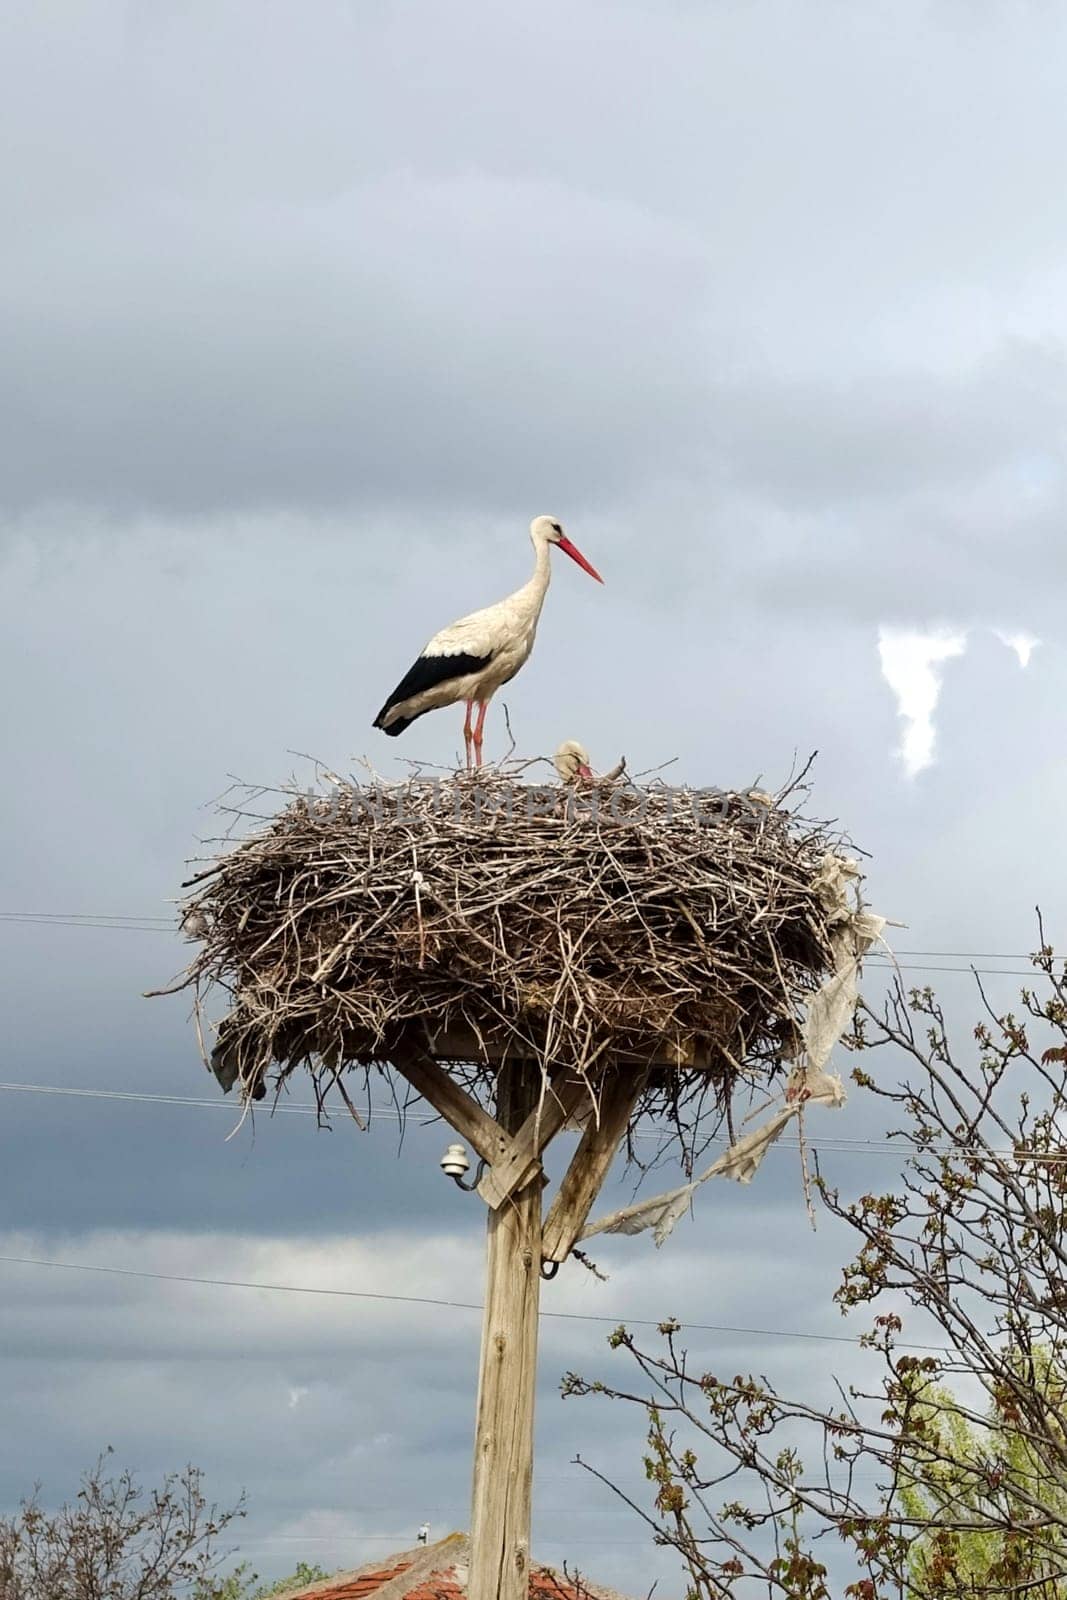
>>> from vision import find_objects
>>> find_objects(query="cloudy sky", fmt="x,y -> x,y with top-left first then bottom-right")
2,2 -> 1066,1593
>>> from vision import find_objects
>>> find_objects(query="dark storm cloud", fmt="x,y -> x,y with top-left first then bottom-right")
5,2 -> 1067,530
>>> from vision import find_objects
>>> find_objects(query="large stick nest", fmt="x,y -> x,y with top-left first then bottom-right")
164,763 -> 867,1151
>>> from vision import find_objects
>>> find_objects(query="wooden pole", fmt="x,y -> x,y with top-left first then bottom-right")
468,1060 -> 543,1600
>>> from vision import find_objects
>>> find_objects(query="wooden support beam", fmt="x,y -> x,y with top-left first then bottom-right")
390,1034 -> 589,1210
540,1070 -> 645,1264
388,1038 -> 509,1168
476,1074 -> 590,1209
469,1061 -> 543,1600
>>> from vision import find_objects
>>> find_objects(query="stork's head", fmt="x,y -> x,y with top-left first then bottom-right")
530,516 -> 604,584
554,740 -> 594,784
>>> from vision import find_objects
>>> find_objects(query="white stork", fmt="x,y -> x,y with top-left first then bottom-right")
554,740 -> 627,784
554,740 -> 594,783
373,516 -> 604,769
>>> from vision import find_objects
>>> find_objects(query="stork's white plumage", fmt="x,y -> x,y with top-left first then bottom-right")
554,740 -> 594,783
373,516 -> 604,768
554,741 -> 627,785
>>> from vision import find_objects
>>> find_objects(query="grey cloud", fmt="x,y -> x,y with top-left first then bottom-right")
0,174 -> 708,517
0,1219 -> 862,1595
7,3 -> 1067,529
719,342 -> 1067,510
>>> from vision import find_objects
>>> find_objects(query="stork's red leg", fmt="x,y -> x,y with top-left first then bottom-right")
472,701 -> 489,769
462,700 -> 475,771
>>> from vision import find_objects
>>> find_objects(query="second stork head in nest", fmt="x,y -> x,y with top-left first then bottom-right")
554,740 -> 594,783
373,516 -> 604,770
554,741 -> 627,785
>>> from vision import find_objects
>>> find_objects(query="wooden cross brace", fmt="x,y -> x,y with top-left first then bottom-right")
388,1033 -> 644,1250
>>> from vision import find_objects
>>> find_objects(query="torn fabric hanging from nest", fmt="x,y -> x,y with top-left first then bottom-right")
579,853 -> 887,1247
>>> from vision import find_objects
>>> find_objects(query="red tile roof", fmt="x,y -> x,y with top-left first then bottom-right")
271,1534 -> 634,1600
398,1579 -> 465,1600
298,1571 -> 410,1600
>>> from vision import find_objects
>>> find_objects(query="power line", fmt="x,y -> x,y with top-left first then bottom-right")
0,1081 -> 325,1116
874,950 -> 1051,961
866,959 -> 1050,978
1,911 -> 1063,980
0,914 -> 171,933
0,916 -> 1057,977
0,915 -> 173,928
0,1252 -> 948,1351
233,1533 -> 677,1547
216,1506 -> 639,1521
5,1080 -> 1067,1161
0,914 -> 1054,958
231,1483 -> 895,1542
0,1080 -> 964,1155
225,1530 -> 666,1547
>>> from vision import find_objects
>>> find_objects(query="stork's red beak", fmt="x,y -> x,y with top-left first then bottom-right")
578,763 -> 594,781
557,535 -> 604,584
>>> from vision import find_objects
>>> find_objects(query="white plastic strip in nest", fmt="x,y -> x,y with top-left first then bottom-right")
581,857 -> 887,1247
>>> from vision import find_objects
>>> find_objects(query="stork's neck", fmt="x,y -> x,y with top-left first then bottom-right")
510,529 -> 552,622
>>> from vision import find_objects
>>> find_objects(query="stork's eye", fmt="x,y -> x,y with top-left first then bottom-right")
551,522 -> 562,535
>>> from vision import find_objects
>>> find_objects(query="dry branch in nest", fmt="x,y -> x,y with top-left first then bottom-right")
159,763 -> 871,1157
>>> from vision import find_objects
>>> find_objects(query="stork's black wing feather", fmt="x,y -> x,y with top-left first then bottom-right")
373,649 -> 493,736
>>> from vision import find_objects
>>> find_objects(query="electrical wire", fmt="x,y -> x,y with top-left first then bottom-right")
864,959 -> 1051,978
0,1252 -> 949,1351
232,1533 -> 686,1546
0,911 -> 172,922
0,1081 -> 325,1116
2,911 -> 1064,980
195,1527 -> 678,1546
0,912 -> 1054,958
4,1080 -> 1067,1161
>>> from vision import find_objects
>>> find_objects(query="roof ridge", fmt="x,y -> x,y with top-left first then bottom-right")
530,1564 -> 638,1600
369,1532 -> 469,1600
263,1532 -> 466,1600
260,1532 -> 643,1600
